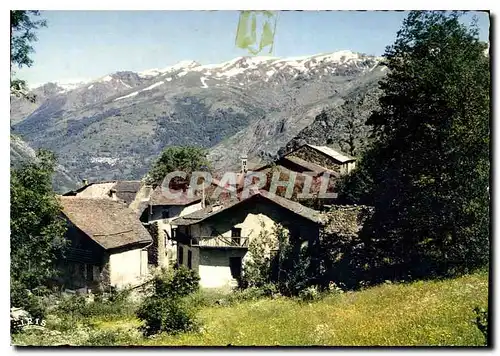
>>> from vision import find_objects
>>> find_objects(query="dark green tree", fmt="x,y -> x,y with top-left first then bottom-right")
10,10 -> 47,102
146,146 -> 210,186
11,149 -> 67,290
339,11 -> 490,280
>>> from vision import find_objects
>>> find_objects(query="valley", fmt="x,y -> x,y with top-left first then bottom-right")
10,50 -> 384,192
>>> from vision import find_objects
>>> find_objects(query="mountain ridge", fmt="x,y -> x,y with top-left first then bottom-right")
11,50 -> 385,189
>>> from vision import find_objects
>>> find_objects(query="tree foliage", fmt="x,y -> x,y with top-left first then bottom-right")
146,146 -> 210,186
338,11 -> 490,280
137,267 -> 200,336
10,10 -> 47,102
11,149 -> 68,290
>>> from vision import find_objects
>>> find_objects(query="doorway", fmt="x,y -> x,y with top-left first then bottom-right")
229,257 -> 242,279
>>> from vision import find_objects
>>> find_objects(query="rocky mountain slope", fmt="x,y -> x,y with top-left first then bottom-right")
11,50 -> 385,188
10,135 -> 79,193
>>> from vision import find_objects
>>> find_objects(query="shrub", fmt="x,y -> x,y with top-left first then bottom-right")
55,289 -> 135,320
56,295 -> 88,317
298,285 -> 320,302
10,280 -> 46,320
137,297 -> 197,336
473,306 -> 488,345
154,266 -> 199,299
136,267 -> 201,336
107,286 -> 131,303
241,221 -> 276,288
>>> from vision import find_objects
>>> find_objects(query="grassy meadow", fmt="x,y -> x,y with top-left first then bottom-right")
12,271 -> 488,347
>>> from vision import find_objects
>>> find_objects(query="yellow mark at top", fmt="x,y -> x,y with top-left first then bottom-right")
235,11 -> 278,55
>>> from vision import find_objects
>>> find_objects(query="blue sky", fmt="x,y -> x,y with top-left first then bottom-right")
17,10 -> 490,85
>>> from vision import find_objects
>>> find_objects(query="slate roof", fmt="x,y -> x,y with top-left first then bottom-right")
307,144 -> 356,163
58,196 -> 152,250
172,190 -> 323,226
63,180 -> 143,205
150,186 -> 202,206
114,181 -> 143,205
280,156 -> 339,176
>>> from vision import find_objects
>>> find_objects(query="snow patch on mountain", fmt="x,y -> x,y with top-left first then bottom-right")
200,77 -> 208,88
114,80 -> 164,101
142,81 -> 164,91
114,91 -> 139,101
138,60 -> 200,78
119,79 -> 132,88
99,75 -> 113,82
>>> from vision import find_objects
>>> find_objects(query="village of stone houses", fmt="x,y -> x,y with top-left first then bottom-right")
10,10 -> 490,347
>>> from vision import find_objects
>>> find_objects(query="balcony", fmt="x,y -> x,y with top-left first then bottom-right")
190,236 -> 249,249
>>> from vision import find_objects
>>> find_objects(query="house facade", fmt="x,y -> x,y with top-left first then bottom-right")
58,196 -> 153,291
172,191 -> 323,289
139,187 -> 203,269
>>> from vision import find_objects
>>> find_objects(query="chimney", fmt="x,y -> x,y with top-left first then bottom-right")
241,155 -> 248,174
82,179 -> 88,186
109,188 -> 117,200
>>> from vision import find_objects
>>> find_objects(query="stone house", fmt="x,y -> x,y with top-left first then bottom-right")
171,191 -> 323,289
282,144 -> 356,175
206,145 -> 355,207
139,186 -> 203,269
63,180 -> 153,212
57,196 -> 153,291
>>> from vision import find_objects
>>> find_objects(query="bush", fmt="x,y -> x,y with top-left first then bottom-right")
10,280 -> 46,320
473,306 -> 488,344
136,266 -> 200,336
56,295 -> 88,317
298,285 -> 320,302
55,289 -> 135,319
137,297 -> 198,336
155,266 -> 199,299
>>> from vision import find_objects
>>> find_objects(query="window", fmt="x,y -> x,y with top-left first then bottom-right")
187,250 -> 192,269
178,246 -> 184,265
231,228 -> 242,245
162,209 -> 170,219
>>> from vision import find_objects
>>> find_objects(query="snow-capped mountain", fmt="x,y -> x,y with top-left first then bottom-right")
11,50 -> 385,187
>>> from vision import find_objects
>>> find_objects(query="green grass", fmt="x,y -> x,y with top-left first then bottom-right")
12,271 -> 488,347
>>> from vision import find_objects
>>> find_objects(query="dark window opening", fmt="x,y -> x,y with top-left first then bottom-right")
162,209 -> 170,219
229,257 -> 242,279
178,246 -> 184,265
187,250 -> 192,269
231,228 -> 242,245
